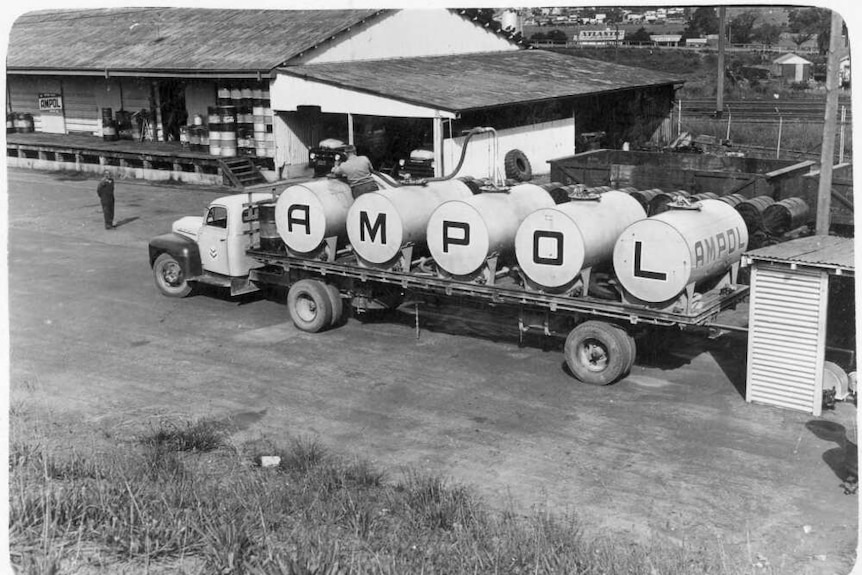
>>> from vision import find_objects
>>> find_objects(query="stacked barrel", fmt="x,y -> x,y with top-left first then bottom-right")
253,87 -> 274,160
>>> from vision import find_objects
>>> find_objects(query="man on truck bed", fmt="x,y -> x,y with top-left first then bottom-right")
331,145 -> 379,198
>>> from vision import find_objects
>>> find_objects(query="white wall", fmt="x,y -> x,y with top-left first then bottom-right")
299,9 -> 518,65
442,119 -> 575,179
271,73 -> 453,118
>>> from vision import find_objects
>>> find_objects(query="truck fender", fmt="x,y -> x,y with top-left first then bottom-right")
148,233 -> 203,278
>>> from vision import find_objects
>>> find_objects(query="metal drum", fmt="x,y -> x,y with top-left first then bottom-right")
718,193 -> 746,208
649,190 -> 691,215
347,180 -> 473,267
613,199 -> 749,304
629,188 -> 664,215
258,202 -> 283,252
426,183 -> 554,277
736,195 -> 775,233
219,105 -> 237,157
762,197 -> 810,235
275,179 -> 354,255
515,191 -> 646,292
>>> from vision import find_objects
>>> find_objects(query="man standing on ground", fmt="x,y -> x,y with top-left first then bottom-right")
331,145 -> 379,198
97,170 -> 115,229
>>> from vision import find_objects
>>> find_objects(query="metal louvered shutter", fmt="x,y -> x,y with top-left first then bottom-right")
746,264 -> 828,415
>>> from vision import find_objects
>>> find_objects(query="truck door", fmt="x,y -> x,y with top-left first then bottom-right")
197,205 -> 232,276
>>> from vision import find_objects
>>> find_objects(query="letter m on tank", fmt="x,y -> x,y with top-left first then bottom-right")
359,211 -> 386,243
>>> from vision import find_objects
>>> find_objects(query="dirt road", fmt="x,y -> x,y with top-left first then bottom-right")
7,168 -> 858,573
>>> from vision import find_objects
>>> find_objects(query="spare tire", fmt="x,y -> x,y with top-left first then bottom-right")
504,149 -> 532,182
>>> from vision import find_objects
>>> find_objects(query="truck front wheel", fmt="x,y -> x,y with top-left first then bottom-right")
153,253 -> 193,298
288,279 -> 333,333
564,321 -> 633,385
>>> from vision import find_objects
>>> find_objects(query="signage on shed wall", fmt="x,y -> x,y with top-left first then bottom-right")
38,93 -> 63,113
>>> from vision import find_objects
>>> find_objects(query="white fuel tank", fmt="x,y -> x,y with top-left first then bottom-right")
426,184 -> 554,277
346,180 -> 473,266
612,199 -> 749,304
275,179 -> 354,255
515,191 -> 646,291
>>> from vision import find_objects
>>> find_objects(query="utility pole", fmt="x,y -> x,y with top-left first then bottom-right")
716,7 -> 726,116
815,11 -> 844,235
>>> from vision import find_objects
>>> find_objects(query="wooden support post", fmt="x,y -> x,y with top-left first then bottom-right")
816,12 -> 844,235
433,116 -> 444,177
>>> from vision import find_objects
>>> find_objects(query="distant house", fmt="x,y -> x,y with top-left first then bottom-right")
772,53 -> 813,83
650,34 -> 682,47
685,38 -> 708,48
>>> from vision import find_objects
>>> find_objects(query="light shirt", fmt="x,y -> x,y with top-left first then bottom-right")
332,155 -> 374,187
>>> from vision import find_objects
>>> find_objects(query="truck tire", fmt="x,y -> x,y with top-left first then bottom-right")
325,283 -> 344,327
153,253 -> 193,298
504,149 -> 532,182
287,279 -> 333,333
564,321 -> 633,385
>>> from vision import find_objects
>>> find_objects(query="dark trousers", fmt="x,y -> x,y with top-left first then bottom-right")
351,180 -> 379,199
99,194 -> 115,227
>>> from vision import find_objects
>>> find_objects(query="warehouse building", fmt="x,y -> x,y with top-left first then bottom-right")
6,8 -> 682,184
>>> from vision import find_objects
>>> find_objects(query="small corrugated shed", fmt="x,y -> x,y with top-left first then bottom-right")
743,235 -> 854,275
771,53 -> 813,82
7,8 -> 384,75
274,49 -> 683,115
743,235 -> 854,415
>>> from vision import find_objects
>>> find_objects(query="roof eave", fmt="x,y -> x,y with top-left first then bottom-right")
8,68 -> 276,79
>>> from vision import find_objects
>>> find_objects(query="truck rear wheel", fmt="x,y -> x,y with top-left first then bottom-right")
153,253 -> 193,298
288,279 -> 333,333
325,283 -> 344,327
564,321 -> 633,385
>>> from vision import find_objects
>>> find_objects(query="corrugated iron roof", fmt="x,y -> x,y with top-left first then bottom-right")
7,8 -> 384,73
278,50 -> 683,113
745,235 -> 855,274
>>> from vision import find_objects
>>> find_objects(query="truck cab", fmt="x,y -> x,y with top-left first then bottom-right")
148,191 -> 276,297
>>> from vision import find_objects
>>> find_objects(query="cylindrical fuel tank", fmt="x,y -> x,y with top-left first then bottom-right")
347,180 -> 473,266
515,191 -> 646,291
613,199 -> 749,304
275,179 -> 354,255
426,184 -> 555,277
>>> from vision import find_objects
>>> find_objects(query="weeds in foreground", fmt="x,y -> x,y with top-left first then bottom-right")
10,418 -> 757,574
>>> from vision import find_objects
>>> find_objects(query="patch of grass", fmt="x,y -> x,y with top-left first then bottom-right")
139,417 -> 229,453
10,418 -> 769,575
